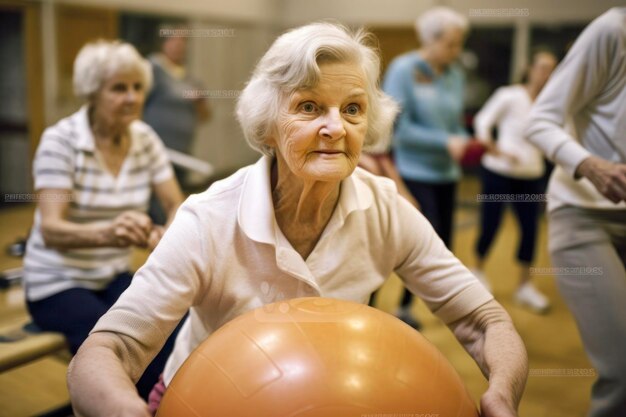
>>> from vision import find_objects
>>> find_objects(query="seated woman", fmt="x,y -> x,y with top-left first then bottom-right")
23,40 -> 184,399
68,24 -> 528,417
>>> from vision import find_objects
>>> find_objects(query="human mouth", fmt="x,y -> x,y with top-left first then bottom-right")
315,150 -> 344,155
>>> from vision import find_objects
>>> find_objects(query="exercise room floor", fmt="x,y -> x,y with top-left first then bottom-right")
0,176 -> 593,417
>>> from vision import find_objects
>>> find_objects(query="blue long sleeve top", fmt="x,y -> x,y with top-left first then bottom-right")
383,51 -> 467,183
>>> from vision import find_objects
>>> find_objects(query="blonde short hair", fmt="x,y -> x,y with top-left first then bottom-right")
73,40 -> 152,100
416,7 -> 469,45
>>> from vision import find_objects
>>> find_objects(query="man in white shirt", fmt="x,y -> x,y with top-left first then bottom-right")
525,8 -> 626,417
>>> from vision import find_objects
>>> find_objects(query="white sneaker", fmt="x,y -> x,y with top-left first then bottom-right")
470,269 -> 492,293
515,282 -> 550,314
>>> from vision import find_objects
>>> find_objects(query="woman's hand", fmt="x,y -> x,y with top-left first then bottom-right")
447,136 -> 467,161
480,388 -> 518,417
147,225 -> 166,251
109,211 -> 153,248
449,300 -> 527,417
576,156 -> 626,203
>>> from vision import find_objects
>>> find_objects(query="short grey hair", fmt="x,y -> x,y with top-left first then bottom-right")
416,7 -> 469,45
236,22 -> 399,156
73,40 -> 152,100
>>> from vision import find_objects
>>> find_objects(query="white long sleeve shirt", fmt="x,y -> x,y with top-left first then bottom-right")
525,7 -> 626,211
91,156 -> 493,385
475,85 -> 545,179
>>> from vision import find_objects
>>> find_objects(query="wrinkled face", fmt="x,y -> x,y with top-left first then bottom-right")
269,62 -> 369,182
429,27 -> 465,66
528,52 -> 558,89
92,69 -> 146,128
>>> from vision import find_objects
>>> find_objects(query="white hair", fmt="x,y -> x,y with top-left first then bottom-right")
415,6 -> 469,45
236,22 -> 399,156
73,40 -> 152,100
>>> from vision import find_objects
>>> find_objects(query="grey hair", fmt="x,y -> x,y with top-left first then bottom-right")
73,40 -> 152,100
415,7 -> 469,45
236,22 -> 399,156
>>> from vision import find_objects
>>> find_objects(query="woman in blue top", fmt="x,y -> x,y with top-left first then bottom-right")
383,6 -> 469,326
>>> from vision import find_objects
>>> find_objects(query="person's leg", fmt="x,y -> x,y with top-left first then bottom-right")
510,178 -> 541,271
475,168 -> 508,266
511,178 -> 548,312
27,288 -> 110,354
549,207 -> 626,417
99,271 -> 133,305
435,181 -> 457,249
472,168 -> 508,291
404,179 -> 440,233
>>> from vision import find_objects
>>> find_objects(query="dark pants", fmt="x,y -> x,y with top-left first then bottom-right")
27,272 -> 182,400
400,179 -> 457,307
475,167 -> 542,264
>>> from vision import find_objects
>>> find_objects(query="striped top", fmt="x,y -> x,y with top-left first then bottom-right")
24,106 -> 174,301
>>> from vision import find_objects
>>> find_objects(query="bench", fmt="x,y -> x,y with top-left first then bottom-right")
0,321 -> 68,373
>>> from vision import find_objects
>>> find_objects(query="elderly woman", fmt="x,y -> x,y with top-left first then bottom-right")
24,40 -> 184,398
382,7 -> 470,325
68,24 -> 527,417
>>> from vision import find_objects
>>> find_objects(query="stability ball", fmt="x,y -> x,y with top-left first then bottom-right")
157,297 -> 479,417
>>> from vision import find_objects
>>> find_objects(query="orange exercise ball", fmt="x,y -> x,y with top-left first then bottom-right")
157,297 -> 479,417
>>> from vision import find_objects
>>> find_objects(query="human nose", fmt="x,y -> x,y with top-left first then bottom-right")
125,87 -> 139,103
319,108 -> 346,141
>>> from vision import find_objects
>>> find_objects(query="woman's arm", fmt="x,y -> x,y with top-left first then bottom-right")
449,299 -> 528,417
392,196 -> 525,416
68,332 -> 153,417
39,189 -> 152,250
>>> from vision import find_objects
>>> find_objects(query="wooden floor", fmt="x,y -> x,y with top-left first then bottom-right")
0,176 -> 593,417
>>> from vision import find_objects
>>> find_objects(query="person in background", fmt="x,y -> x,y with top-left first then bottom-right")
471,49 -> 558,313
23,40 -> 185,400
525,8 -> 626,417
143,27 -> 210,222
383,6 -> 470,328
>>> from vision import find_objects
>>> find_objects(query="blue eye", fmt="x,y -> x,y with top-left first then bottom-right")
345,104 -> 360,115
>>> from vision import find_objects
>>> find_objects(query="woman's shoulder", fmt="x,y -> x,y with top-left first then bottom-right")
351,167 -> 399,203
39,108 -> 87,149
185,165 -> 252,207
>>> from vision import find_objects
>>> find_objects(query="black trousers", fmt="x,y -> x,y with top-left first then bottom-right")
475,166 -> 542,264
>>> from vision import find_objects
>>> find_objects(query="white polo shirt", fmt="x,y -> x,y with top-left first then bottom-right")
92,156 -> 493,385
475,85 -> 545,179
24,106 -> 174,301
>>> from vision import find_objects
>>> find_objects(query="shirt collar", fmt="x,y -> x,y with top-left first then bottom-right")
237,155 -> 374,247
74,105 -> 96,152
74,105 -> 142,154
